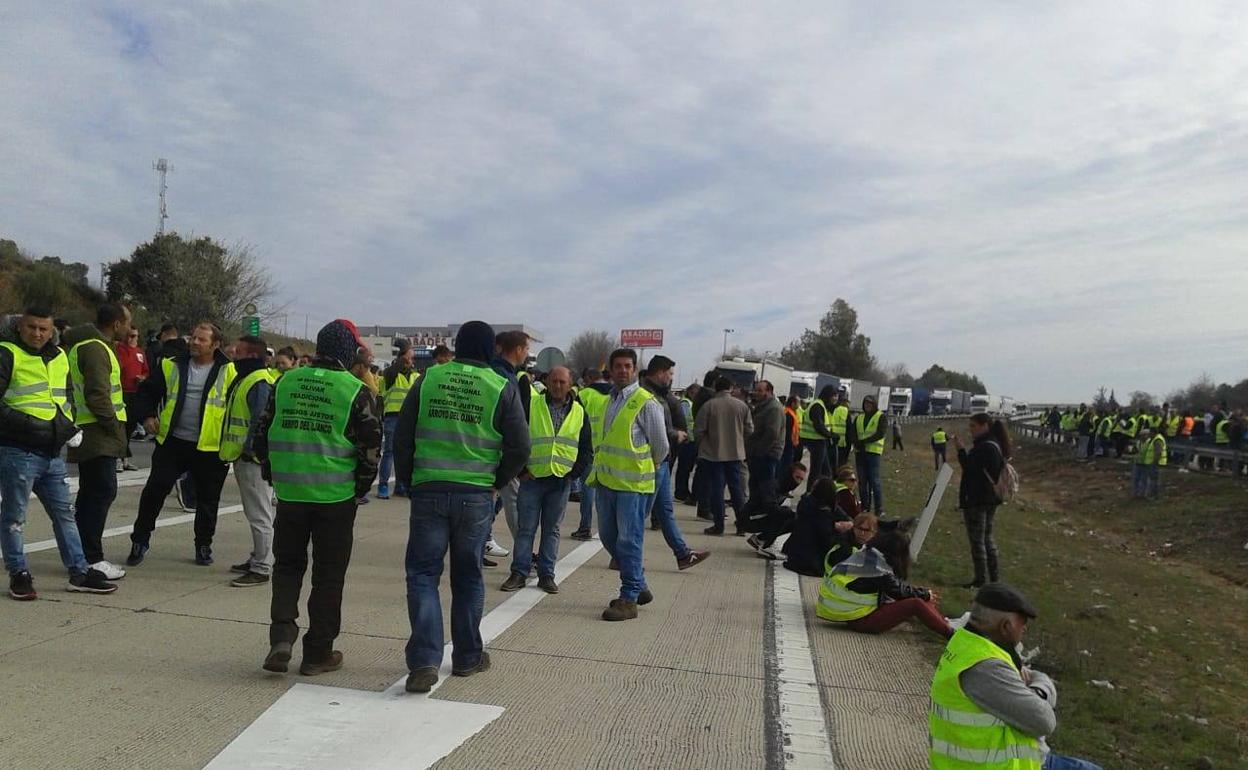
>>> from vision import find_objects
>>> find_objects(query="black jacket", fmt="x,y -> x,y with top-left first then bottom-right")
0,325 -> 77,457
133,348 -> 233,436
640,377 -> 684,464
957,434 -> 1005,508
781,494 -> 850,577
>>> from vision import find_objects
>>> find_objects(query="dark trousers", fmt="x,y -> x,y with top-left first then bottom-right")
801,439 -> 829,492
75,455 -> 119,564
747,454 -> 779,503
694,458 -> 711,513
892,433 -> 904,451
758,505 -> 795,548
705,460 -> 747,529
674,441 -> 698,500
270,498 -> 358,660
933,445 -> 947,470
131,437 -> 230,548
123,392 -> 141,457
962,505 -> 999,584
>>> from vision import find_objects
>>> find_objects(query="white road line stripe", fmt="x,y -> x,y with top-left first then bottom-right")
25,504 -> 245,553
771,563 -> 837,770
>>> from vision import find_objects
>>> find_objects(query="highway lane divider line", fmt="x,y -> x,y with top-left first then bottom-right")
205,538 -> 605,769
766,561 -> 837,769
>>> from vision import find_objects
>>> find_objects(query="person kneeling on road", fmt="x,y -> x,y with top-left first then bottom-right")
929,583 -> 1104,770
778,472 -> 861,574
816,528 -> 952,639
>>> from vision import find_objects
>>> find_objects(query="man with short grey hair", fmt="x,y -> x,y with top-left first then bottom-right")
929,583 -> 1104,770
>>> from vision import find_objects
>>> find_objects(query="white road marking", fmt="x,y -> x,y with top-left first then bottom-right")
205,539 -> 605,769
771,563 -> 837,769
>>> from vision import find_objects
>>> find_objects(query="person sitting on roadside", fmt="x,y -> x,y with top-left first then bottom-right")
740,461 -> 808,542
779,475 -> 855,574
816,528 -> 952,639
929,583 -> 1105,770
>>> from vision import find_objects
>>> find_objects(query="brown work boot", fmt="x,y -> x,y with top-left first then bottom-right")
537,575 -> 558,594
500,572 -> 526,592
262,642 -> 292,673
452,651 -> 491,678
299,650 -> 343,676
602,599 -> 638,621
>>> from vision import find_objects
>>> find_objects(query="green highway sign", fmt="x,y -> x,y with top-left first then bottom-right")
245,316 -> 260,336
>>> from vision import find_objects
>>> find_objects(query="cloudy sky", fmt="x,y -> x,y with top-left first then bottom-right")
3,2 -> 1247,401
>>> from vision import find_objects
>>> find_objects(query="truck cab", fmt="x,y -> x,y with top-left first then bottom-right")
888,387 -> 912,416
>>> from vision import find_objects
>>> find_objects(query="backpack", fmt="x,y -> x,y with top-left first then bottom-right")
984,440 -> 1020,504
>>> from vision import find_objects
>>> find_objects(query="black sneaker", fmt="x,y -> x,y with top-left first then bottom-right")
8,570 -> 37,601
263,642 -> 292,673
570,528 -> 593,541
452,651 -> 491,678
638,588 -> 654,606
67,568 -> 118,594
195,545 -> 214,566
703,525 -> 724,535
126,542 -> 148,566
482,556 -> 498,568
649,518 -> 660,531
355,496 -> 370,506
537,575 -> 558,594
231,572 -> 270,588
406,666 -> 438,693
229,561 -> 251,574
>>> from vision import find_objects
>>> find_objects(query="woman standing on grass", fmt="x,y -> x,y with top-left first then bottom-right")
951,413 -> 1010,588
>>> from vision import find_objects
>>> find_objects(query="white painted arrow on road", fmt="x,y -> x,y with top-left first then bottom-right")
206,539 -> 604,770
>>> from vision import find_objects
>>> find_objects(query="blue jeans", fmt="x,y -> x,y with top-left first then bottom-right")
379,415 -> 406,492
1044,753 -> 1103,770
705,460 -> 746,529
1132,464 -> 1159,498
577,464 -> 595,532
648,462 -> 689,561
596,486 -> 649,602
512,475 -> 571,578
0,447 -> 88,576
404,490 -> 494,671
855,451 -> 883,513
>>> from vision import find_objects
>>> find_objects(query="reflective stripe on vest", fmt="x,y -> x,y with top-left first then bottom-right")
66,338 -> 126,426
156,358 -> 237,451
528,391 -> 585,478
799,401 -> 827,440
1138,435 -> 1167,466
410,362 -> 507,489
268,367 -> 362,503
0,342 -> 70,421
816,571 -> 878,622
1215,420 -> 1230,445
929,628 -> 1043,770
578,388 -> 609,448
383,370 -> 416,415
932,430 -> 947,445
590,387 -> 657,493
219,367 -> 278,462
856,411 -> 885,454
1166,415 -> 1182,437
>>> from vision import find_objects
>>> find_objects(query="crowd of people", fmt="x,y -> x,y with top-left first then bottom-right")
0,304 -> 1100,768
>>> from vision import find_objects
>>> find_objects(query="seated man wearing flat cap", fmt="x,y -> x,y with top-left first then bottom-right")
929,583 -> 1104,770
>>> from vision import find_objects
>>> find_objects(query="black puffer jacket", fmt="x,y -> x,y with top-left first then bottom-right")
0,320 -> 78,456
957,434 -> 1005,509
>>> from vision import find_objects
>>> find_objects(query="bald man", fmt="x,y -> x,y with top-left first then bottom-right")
502,366 -> 594,593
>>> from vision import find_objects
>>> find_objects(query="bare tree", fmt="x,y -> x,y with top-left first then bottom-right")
567,330 -> 615,378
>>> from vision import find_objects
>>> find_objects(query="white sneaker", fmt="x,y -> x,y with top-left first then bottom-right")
485,539 -> 510,557
90,560 -> 127,580
757,547 -> 780,561
946,611 -> 970,631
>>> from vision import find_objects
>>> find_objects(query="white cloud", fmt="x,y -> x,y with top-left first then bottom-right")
2,1 -> 1247,401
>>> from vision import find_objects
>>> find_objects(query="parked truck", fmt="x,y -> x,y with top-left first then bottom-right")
712,356 -> 793,399
930,389 -> 954,415
789,371 -> 840,403
888,387 -> 913,416
970,393 -> 1004,415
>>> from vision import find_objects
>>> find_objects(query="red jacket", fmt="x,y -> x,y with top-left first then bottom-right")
114,342 -> 149,394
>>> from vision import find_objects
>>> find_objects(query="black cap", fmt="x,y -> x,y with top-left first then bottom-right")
646,355 -> 676,374
973,582 -> 1038,619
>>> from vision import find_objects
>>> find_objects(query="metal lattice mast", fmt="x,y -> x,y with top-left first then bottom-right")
153,158 -> 172,234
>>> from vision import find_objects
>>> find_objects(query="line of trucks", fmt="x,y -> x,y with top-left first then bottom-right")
707,356 -> 1027,417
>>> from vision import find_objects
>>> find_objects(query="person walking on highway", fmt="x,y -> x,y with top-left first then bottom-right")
852,395 -> 887,515
696,375 -> 752,535
780,395 -> 802,472
639,357 -> 711,569
798,385 -> 838,491
501,366 -> 593,593
396,321 -> 529,690
2,307 -> 118,599
377,338 -> 417,500
674,382 -> 701,502
127,322 -> 236,567
571,367 -> 610,541
952,414 -> 1010,588
486,330 -> 532,561
255,319 -> 381,676
931,425 -> 948,470
690,371 -> 717,519
891,419 -> 904,451
219,335 -> 278,587
114,323 -> 147,469
591,348 -> 669,621
929,583 -> 1105,770
64,303 -> 133,580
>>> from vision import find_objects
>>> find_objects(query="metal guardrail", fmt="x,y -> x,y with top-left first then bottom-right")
1008,418 -> 1248,479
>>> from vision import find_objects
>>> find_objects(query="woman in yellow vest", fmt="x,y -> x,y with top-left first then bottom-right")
816,527 -> 952,639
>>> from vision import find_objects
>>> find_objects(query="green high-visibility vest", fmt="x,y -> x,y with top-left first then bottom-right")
1098,416 -> 1114,437
219,367 -> 278,462
929,628 -> 1043,770
382,370 -> 417,415
268,366 -> 363,503
679,396 -> 694,433
410,362 -> 507,489
156,357 -> 237,452
1137,435 -> 1167,466
578,387 -> 609,448
799,400 -> 828,440
0,342 -> 70,421
855,411 -> 885,455
1165,414 -> 1182,438
66,338 -> 126,426
590,386 -> 657,493
528,391 -> 585,478
829,404 -> 850,448
815,547 -> 878,622
1059,414 -> 1073,431
1125,417 -> 1140,438
932,430 -> 947,445
1214,419 -> 1230,445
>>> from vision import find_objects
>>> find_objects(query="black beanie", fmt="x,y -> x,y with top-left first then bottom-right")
454,321 -> 496,363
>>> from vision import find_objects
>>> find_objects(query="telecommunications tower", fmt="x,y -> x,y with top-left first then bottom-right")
153,158 -> 172,234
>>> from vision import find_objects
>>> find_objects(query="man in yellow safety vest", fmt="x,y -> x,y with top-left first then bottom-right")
377,338 -> 418,499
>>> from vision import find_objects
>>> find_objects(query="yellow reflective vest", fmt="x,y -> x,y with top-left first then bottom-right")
155,357 -> 237,452
0,342 -> 70,422
528,391 -> 585,479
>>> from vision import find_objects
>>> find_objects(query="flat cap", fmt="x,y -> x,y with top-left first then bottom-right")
974,582 -> 1038,619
